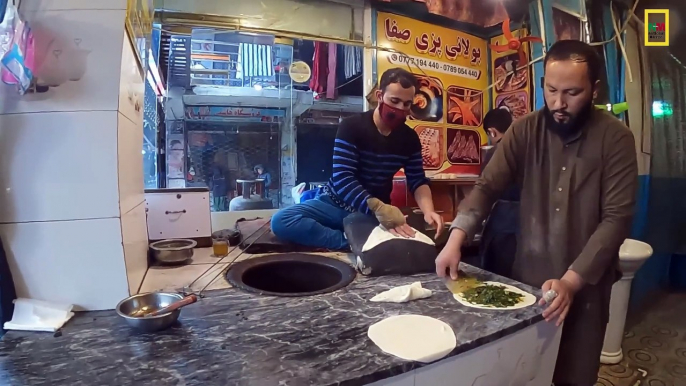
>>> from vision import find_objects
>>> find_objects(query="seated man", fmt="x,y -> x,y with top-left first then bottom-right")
272,68 -> 444,250
254,164 -> 272,198
478,108 -> 519,277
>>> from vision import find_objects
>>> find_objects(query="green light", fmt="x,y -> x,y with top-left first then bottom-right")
594,102 -> 628,115
652,101 -> 673,117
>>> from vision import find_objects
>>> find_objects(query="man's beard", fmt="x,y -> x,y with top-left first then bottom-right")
544,101 -> 593,139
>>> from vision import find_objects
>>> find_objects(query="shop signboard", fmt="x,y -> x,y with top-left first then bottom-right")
184,106 -> 286,123
376,11 -> 489,176
489,29 -> 533,123
378,0 -> 509,28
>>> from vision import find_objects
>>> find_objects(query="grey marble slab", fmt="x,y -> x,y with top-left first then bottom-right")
0,264 -> 545,386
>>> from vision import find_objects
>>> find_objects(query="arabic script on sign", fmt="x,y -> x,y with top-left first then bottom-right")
384,18 -> 411,44
386,53 -> 481,80
217,108 -> 261,117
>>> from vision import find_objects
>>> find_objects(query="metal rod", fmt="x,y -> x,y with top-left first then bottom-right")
196,225 -> 272,297
183,219 -> 272,297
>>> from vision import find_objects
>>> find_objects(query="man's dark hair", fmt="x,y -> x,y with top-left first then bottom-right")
483,108 -> 513,134
379,68 -> 419,93
543,40 -> 601,85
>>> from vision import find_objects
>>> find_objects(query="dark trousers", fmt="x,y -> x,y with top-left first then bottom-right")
213,196 -> 227,211
271,195 -> 350,250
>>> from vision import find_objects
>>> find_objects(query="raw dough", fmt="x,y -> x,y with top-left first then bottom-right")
368,314 -> 457,363
361,225 -> 435,252
453,281 -> 537,310
370,282 -> 432,303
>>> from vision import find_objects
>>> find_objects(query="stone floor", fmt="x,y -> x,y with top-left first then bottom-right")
597,291 -> 686,386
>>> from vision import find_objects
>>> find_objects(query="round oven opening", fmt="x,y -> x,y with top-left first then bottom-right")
226,254 -> 356,297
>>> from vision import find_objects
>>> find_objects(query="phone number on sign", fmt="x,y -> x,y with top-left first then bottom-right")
389,53 -> 480,80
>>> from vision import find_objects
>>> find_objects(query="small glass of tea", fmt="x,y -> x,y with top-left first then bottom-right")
212,238 -> 229,257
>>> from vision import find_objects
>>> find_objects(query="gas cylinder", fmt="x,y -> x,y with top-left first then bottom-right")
229,179 -> 274,211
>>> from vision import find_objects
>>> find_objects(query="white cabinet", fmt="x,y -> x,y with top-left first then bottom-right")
145,188 -> 212,246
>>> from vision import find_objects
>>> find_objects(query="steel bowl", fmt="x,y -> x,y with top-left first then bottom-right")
150,239 -> 196,265
116,292 -> 184,332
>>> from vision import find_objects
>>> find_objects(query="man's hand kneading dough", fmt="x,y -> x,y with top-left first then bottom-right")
367,198 -> 415,238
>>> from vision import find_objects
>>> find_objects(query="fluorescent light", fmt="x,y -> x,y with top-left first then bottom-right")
146,71 -> 160,96
147,49 -> 166,96
652,101 -> 672,117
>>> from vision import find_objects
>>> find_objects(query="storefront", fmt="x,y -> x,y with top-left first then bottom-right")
144,0 -> 612,217
180,106 -> 285,209
152,7 -> 366,211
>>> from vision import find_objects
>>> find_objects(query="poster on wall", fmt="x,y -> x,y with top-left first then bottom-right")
490,29 -> 533,121
167,135 -> 185,180
376,12 -> 489,176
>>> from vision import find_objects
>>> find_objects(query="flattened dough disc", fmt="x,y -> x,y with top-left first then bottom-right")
453,281 -> 537,310
368,314 -> 456,363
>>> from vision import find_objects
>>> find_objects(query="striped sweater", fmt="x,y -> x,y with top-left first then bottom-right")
327,110 -> 429,214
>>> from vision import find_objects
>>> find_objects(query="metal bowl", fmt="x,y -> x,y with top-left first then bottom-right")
150,239 -> 196,265
116,292 -> 184,332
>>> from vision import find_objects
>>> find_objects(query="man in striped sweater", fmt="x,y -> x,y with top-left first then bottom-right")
272,68 -> 444,250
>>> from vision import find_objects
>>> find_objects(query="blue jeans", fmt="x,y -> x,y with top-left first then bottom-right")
271,195 -> 351,250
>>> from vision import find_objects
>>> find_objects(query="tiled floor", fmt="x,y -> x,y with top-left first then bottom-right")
139,248 -> 354,294
597,291 -> 686,386
140,263 -> 231,293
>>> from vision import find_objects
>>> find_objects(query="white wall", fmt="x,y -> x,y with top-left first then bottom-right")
117,31 -> 149,301
0,0 -> 147,310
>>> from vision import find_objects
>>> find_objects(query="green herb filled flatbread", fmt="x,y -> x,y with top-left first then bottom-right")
460,284 -> 524,308
454,281 -> 536,310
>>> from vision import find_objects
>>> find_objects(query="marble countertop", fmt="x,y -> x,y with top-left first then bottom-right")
0,264 -> 545,386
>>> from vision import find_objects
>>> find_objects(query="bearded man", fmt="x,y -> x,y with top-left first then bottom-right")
436,40 -> 638,385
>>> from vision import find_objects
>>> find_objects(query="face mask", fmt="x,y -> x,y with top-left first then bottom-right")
378,101 -> 409,129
